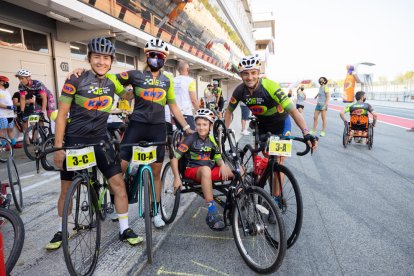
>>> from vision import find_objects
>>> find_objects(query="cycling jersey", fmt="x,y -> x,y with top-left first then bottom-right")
227,78 -> 293,127
59,70 -> 125,138
316,85 -> 329,104
174,133 -> 221,169
344,102 -> 374,116
116,70 -> 175,124
212,87 -> 223,100
19,80 -> 55,112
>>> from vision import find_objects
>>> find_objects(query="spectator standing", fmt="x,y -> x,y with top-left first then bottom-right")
0,76 -> 17,147
310,76 -> 330,137
240,102 -> 251,135
296,86 -> 306,113
173,60 -> 198,130
212,80 -> 224,118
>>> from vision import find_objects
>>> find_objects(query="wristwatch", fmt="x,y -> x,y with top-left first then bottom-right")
183,125 -> 190,131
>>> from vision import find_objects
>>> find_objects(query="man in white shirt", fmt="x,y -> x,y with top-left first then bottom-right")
0,75 -> 17,147
173,60 -> 198,130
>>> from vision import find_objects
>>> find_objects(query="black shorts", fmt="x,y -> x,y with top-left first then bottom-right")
258,116 -> 292,136
120,121 -> 166,163
217,98 -> 224,112
60,136 -> 122,181
296,104 -> 304,110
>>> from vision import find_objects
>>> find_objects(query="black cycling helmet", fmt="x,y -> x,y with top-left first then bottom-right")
87,37 -> 116,57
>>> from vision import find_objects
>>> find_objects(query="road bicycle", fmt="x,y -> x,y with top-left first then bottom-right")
0,207 -> 25,275
0,137 -> 13,163
40,141 -> 113,276
239,116 -> 315,248
122,140 -> 165,264
161,120 -> 287,273
0,156 -> 23,212
23,112 -> 54,162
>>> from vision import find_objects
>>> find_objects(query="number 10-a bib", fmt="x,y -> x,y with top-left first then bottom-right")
268,136 -> 292,157
131,146 -> 156,165
66,147 -> 97,171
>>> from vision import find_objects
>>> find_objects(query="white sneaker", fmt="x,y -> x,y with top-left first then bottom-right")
152,213 -> 165,228
242,129 -> 251,135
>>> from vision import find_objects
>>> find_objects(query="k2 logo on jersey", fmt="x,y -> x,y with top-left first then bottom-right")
141,88 -> 166,101
83,96 -> 112,110
62,83 -> 76,95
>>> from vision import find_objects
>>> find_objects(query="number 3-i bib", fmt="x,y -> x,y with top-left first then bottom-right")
66,147 -> 97,171
131,146 -> 156,165
268,136 -> 292,157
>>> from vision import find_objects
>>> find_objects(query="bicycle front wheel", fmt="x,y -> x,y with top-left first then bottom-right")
142,168 -> 153,263
41,136 -> 56,171
0,208 -> 25,275
160,162 -> 180,224
62,177 -> 101,276
263,164 -> 303,249
0,136 -> 13,163
7,156 -> 23,212
232,186 -> 286,274
23,125 -> 45,161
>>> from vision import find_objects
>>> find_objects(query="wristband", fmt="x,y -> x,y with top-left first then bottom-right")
183,124 -> 190,131
302,128 -> 309,134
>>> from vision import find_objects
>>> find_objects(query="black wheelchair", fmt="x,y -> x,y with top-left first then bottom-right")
343,114 -> 374,150
159,121 -> 287,274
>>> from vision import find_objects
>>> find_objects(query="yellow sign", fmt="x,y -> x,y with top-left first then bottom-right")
132,146 -> 156,165
66,147 -> 97,171
28,115 -> 40,124
268,136 -> 292,157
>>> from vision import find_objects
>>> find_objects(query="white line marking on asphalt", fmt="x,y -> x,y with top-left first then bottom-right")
191,260 -> 229,276
22,174 -> 60,193
20,174 -> 35,180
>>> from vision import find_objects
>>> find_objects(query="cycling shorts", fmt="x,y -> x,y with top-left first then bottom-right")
120,120 -> 166,163
217,98 -> 224,112
184,166 -> 222,181
296,104 -> 304,110
60,136 -> 122,181
258,116 -> 291,136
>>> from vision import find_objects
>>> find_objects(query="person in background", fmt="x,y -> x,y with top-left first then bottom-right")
0,76 -> 18,148
173,60 -> 198,130
310,76 -> 329,137
240,102 -> 251,135
12,88 -> 35,133
212,80 -> 224,118
296,85 -> 306,113
203,83 -> 213,106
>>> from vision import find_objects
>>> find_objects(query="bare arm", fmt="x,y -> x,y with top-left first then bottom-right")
339,110 -> 347,122
170,158 -> 183,192
324,92 -> 330,105
169,102 -> 192,133
189,91 -> 198,111
20,94 -> 26,113
41,93 -> 47,113
371,111 -> 378,126
54,102 -> 71,169
121,90 -> 134,101
289,108 -> 310,135
224,109 -> 233,128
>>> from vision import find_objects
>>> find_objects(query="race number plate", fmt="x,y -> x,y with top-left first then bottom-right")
268,136 -> 292,157
66,147 -> 97,171
132,146 -> 156,165
28,115 -> 40,124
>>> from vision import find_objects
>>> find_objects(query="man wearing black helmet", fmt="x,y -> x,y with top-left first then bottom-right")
47,37 -> 139,250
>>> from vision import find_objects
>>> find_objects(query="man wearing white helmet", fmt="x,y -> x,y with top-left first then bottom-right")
224,55 -> 317,205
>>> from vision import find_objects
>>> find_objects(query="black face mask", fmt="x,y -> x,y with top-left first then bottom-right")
147,58 -> 164,72
363,98 -> 366,102
3,82 -> 9,89
300,88 -> 304,91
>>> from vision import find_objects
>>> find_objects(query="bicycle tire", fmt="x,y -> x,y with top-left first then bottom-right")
0,208 -> 25,275
0,137 -> 13,163
142,168 -> 153,264
231,186 -> 286,274
343,123 -> 349,148
368,124 -> 374,150
23,125 -> 46,161
62,177 -> 101,276
96,170 -> 110,221
40,136 -> 56,171
240,144 -> 255,177
160,162 -> 180,224
7,157 -> 23,212
262,164 -> 303,249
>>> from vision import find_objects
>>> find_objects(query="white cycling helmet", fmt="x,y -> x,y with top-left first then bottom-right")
144,38 -> 169,57
212,80 -> 219,85
195,108 -> 215,123
238,55 -> 261,73
15,69 -> 31,77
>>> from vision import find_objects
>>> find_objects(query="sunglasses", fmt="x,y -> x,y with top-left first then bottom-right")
147,52 -> 165,59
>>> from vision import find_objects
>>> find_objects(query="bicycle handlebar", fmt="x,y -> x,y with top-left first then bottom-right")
258,132 -> 316,156
120,141 -> 166,148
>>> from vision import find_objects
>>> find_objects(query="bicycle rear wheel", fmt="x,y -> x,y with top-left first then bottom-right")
62,177 -> 100,276
0,208 -> 25,275
7,157 -> 23,212
0,137 -> 13,163
368,124 -> 374,150
232,186 -> 286,274
160,162 -> 180,224
142,168 -> 153,263
41,136 -> 56,171
343,123 -> 349,148
263,164 -> 303,249
23,125 -> 45,161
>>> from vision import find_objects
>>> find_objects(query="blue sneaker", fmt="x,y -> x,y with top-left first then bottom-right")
206,211 -> 226,231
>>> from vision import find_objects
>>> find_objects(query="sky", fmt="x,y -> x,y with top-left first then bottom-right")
250,0 -> 414,83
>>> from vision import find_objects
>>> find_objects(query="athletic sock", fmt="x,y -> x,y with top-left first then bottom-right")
118,213 -> 129,233
207,201 -> 216,213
